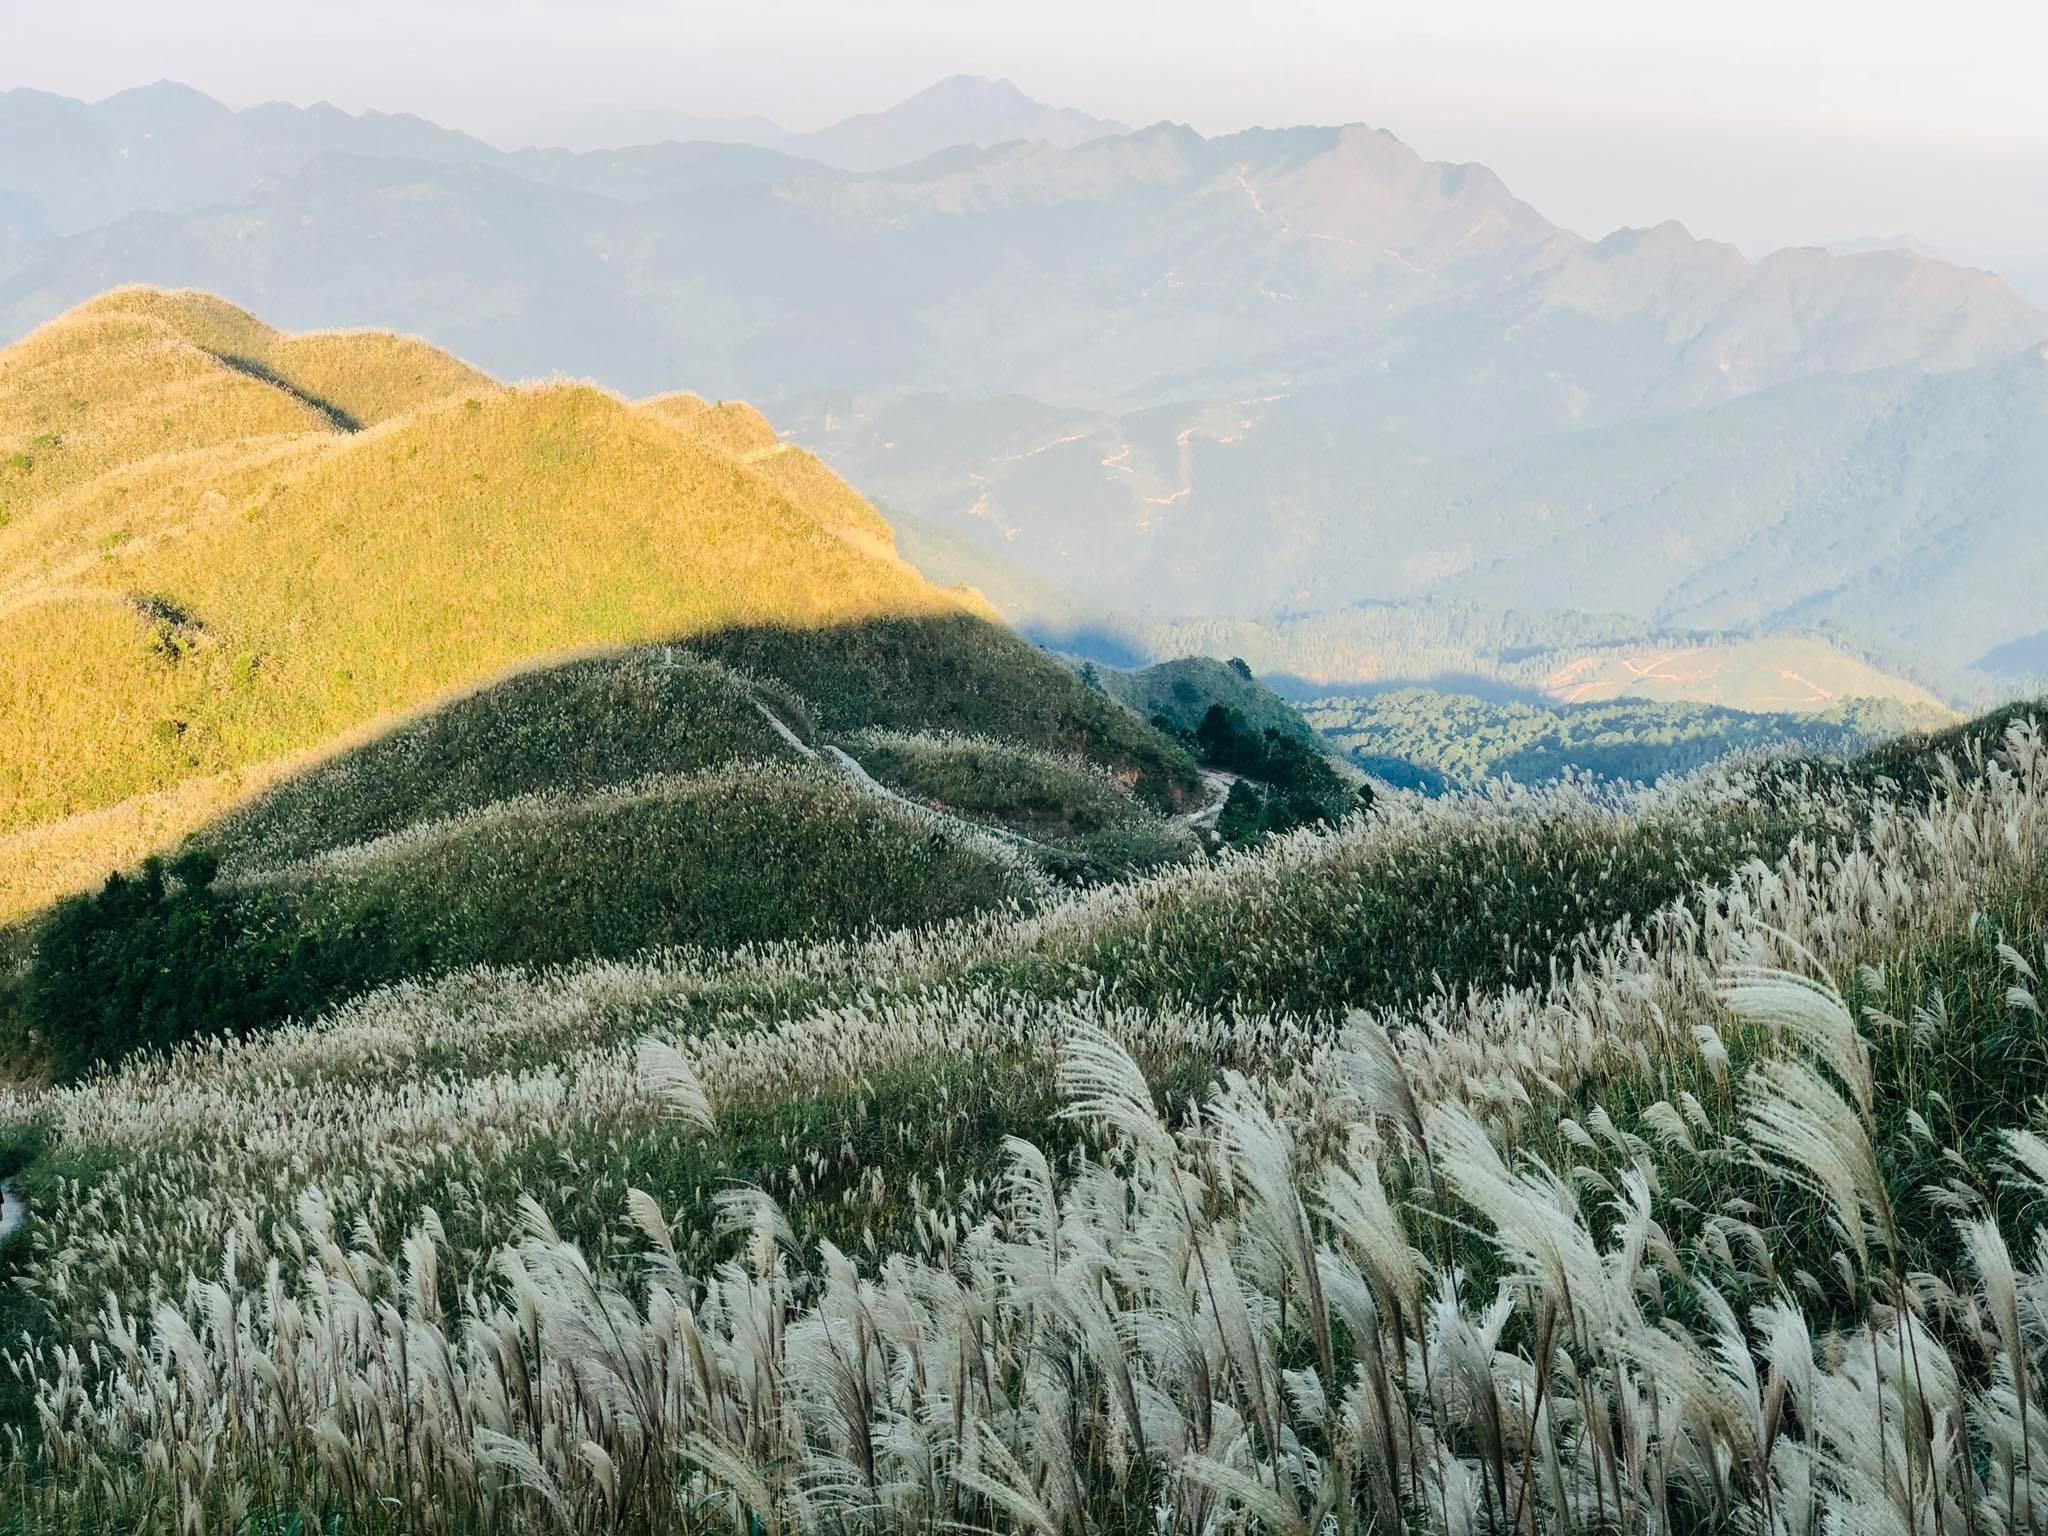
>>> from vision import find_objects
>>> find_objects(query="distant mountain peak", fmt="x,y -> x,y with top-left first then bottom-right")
1597,219 -> 1702,250
783,74 -> 1129,171
105,79 -> 222,106
1126,120 -> 1205,147
1823,233 -> 1948,261
910,75 -> 1034,103
96,79 -> 235,124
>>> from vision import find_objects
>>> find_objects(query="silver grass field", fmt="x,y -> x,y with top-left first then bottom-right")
4,723 -> 2048,1532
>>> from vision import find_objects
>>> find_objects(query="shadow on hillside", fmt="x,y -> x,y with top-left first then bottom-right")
1016,621 -> 1152,671
5,612 -> 1205,1080
1025,619 -> 1575,709
679,614 -> 1194,807
1975,629 -> 2048,682
214,352 -> 363,432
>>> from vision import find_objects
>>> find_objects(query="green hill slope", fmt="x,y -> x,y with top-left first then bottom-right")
0,295 -> 1203,1068
841,728 -> 1199,879
1094,653 -> 1329,751
685,617 -> 1199,812
194,648 -> 813,876
6,626 -> 1201,1076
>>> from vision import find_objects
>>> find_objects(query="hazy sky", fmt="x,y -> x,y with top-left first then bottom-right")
7,0 -> 2048,259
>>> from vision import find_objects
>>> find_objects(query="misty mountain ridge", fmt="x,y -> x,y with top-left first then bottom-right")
0,80 -> 500,236
5,97 -> 2034,416
1820,234 -> 2048,309
1,78 -> 2042,697
493,75 -> 1129,165
792,338 -> 2048,677
0,74 -> 1127,236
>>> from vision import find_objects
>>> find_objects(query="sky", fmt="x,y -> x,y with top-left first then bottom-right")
6,0 -> 2048,261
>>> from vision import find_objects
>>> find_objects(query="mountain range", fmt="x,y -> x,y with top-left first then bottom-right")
1825,236 -> 2048,310
1,78 -> 2043,695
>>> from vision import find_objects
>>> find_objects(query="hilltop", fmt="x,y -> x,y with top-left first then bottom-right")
1094,653 -> 1330,751
0,289 -> 1195,920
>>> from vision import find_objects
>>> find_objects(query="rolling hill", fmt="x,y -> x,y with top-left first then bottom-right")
1094,653 -> 1333,751
5,620 -> 2046,1532
0,288 -> 1196,921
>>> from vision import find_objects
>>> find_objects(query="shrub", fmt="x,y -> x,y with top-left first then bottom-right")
23,855 -> 419,1079
1192,702 -> 1366,843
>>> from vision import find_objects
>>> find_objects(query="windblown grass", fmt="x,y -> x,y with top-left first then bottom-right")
0,298 -> 333,521
16,762 -> 1055,1080
3,709 -> 2044,1531
16,289 -> 2048,1535
85,286 -> 502,429
5,623 -> 1204,1074
260,762 -> 1055,962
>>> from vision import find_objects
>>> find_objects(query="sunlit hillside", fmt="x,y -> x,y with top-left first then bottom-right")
0,289 -> 997,917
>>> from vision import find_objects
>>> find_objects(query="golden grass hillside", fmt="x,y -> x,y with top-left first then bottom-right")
0,289 -> 985,918
640,392 -> 902,557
